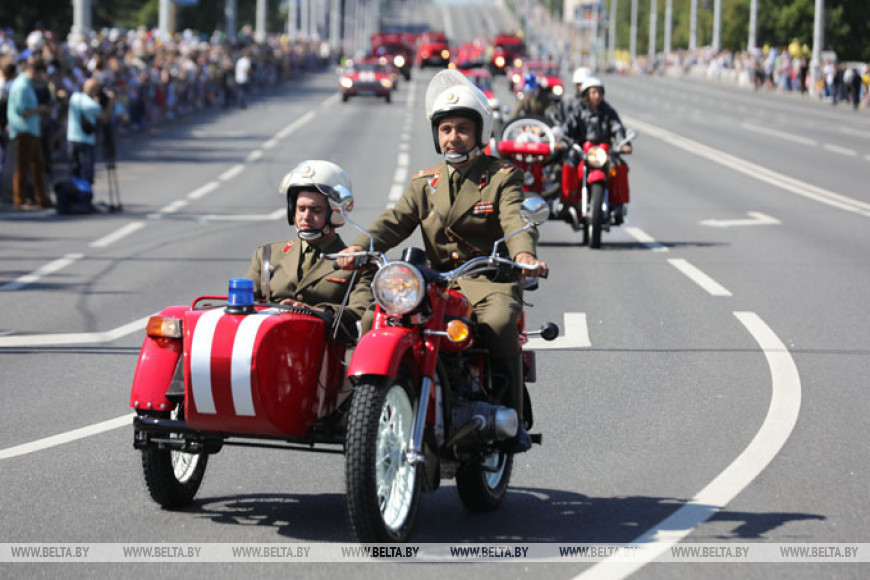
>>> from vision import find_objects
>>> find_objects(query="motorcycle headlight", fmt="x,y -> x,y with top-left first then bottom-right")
373,262 -> 425,315
380,78 -> 393,89
394,55 -> 405,68
586,146 -> 609,168
339,77 -> 353,89
552,84 -> 564,97
494,56 -> 506,68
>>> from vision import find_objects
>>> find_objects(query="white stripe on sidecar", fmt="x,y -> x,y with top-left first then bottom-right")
189,309 -> 222,414
231,315 -> 266,416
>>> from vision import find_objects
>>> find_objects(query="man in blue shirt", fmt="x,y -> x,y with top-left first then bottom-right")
7,59 -> 52,210
67,78 -> 112,184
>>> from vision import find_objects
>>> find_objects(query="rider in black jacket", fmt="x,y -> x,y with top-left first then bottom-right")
561,77 -> 631,153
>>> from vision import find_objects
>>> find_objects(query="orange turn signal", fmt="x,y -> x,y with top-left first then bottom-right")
446,319 -> 470,343
146,316 -> 182,339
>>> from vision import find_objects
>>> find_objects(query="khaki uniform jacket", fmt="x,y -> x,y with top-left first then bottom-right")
245,234 -> 374,328
352,155 -> 538,307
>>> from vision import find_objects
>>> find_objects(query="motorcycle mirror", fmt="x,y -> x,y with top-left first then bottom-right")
520,197 -> 549,226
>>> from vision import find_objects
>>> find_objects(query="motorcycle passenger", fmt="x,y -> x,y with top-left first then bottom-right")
560,76 -> 632,221
564,66 -> 592,118
338,70 -> 549,453
245,160 -> 375,338
513,73 -> 549,118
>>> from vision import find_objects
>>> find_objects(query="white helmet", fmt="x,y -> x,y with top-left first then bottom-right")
572,66 -> 592,85
425,69 -> 493,154
580,76 -> 604,97
279,160 -> 352,231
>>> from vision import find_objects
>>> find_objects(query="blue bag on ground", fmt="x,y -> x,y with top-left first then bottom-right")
55,179 -> 96,215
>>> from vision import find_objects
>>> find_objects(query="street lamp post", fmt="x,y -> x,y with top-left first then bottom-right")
648,0 -> 657,58
630,0 -> 637,63
810,0 -> 824,97
689,0 -> 697,51
712,0 -> 721,52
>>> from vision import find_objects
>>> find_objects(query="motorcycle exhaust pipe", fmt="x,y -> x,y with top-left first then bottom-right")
447,402 -> 518,448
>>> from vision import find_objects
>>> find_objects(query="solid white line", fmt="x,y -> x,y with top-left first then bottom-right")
526,312 -> 591,350
624,227 -> 668,252
199,208 -> 284,222
89,222 -> 146,248
576,311 -> 801,579
668,258 -> 732,297
625,117 -> 870,217
186,181 -> 220,200
0,414 -> 133,460
0,253 -> 85,291
0,315 -> 150,347
218,164 -> 245,182
822,143 -> 857,157
741,123 -> 817,146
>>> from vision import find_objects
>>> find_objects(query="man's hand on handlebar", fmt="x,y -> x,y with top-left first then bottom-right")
336,245 -> 366,270
514,251 -> 549,279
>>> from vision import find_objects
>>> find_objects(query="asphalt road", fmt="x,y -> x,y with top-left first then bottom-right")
2,4 -> 869,580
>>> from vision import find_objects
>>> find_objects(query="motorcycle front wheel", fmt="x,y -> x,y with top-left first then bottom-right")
346,376 -> 421,542
588,182 -> 605,249
139,402 -> 208,509
456,450 -> 513,511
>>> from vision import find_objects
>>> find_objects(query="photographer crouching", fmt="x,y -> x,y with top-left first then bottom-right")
67,78 -> 114,185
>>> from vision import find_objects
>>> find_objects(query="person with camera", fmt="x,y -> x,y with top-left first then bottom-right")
66,78 -> 113,185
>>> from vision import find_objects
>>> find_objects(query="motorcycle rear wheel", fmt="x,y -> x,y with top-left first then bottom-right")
588,182 -> 605,249
140,403 -> 208,509
456,450 -> 513,511
346,377 -> 421,542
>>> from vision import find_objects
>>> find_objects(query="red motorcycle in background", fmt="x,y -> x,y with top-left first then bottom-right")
497,116 -> 636,248
129,193 -> 558,543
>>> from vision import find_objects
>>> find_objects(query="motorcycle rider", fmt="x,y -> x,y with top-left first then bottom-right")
559,76 -> 632,222
513,73 -> 549,118
245,160 -> 375,337
338,70 -> 549,453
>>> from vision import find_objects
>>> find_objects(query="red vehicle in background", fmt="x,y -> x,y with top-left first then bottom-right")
490,33 -> 526,75
371,32 -> 414,80
417,31 -> 450,68
339,58 -> 394,103
452,37 -> 489,69
456,67 -> 506,139
510,60 -> 564,100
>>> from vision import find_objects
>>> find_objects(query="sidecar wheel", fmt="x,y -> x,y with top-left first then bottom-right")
346,377 -> 420,542
140,403 -> 208,509
456,451 -> 513,511
588,182 -> 605,249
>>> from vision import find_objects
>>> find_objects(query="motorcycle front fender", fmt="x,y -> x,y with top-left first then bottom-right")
348,327 -> 420,379
129,305 -> 188,413
587,168 -> 607,183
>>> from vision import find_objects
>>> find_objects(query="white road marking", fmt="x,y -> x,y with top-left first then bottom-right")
393,166 -> 408,185
0,414 -> 134,460
397,152 -> 409,167
700,211 -> 781,228
89,222 -> 146,248
218,164 -> 245,182
577,311 -> 801,579
0,315 -> 150,347
0,253 -> 85,292
275,110 -> 316,140
822,143 -> 858,157
741,123 -> 817,146
625,116 -> 870,217
244,150 -> 264,163
261,138 -> 279,149
624,227 -> 668,251
388,183 -> 405,203
186,181 -> 220,200
668,258 -> 732,297
526,312 -> 591,350
198,208 -> 284,222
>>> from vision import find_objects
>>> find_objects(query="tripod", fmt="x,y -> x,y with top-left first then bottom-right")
102,121 -> 122,212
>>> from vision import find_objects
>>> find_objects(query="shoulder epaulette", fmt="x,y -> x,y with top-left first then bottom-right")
412,166 -> 440,179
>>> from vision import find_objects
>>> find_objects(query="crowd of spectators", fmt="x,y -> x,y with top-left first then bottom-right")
1,24 -> 332,210
627,44 -> 870,110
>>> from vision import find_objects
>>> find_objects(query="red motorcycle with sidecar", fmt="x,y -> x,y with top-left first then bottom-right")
130,195 -> 558,542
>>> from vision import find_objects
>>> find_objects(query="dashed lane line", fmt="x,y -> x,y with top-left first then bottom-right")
668,258 -> 733,297
0,253 -> 85,292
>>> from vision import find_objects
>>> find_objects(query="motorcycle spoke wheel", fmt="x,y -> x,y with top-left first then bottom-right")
456,449 -> 513,512
346,378 -> 421,542
139,403 -> 208,509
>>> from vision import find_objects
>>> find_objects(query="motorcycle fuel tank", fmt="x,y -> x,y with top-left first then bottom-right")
182,307 -> 337,437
